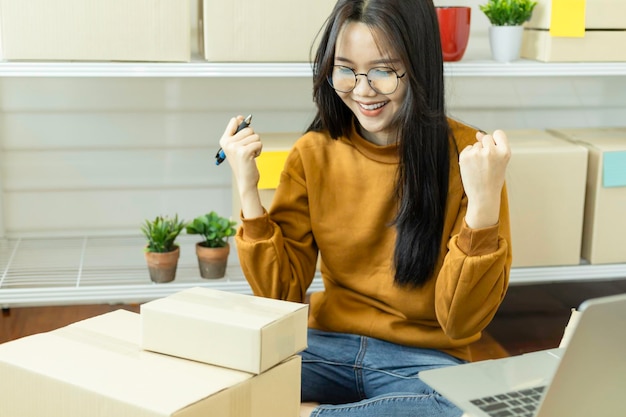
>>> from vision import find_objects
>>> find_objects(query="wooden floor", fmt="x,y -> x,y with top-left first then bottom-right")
0,302 -> 506,361
484,278 -> 626,355
2,279 -> 625,362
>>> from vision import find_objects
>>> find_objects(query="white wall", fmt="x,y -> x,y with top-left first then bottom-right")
0,76 -> 315,238
0,0 -> 625,239
434,0 -> 626,130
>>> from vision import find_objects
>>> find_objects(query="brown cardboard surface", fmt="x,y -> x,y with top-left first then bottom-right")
526,0 -> 625,30
548,127 -> 626,264
200,0 -> 336,62
0,309 -> 301,417
522,29 -> 626,62
0,0 -> 190,62
141,287 -> 308,374
505,130 -> 588,267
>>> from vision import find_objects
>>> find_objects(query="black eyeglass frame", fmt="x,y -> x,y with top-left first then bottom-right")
327,65 -> 407,95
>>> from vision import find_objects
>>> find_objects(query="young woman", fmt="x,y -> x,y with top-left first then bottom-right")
219,0 -> 512,416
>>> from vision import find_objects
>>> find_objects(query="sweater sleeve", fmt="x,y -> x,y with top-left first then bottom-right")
434,183 -> 512,340
234,148 -> 318,303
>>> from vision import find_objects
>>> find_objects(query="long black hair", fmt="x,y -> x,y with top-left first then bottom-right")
307,0 -> 451,287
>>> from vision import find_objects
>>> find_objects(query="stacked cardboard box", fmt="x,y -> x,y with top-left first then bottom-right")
0,288 -> 308,416
522,0 -> 626,62
141,287 -> 308,374
0,0 -> 190,62
199,0 -> 337,62
505,130 -> 588,267
548,128 -> 626,264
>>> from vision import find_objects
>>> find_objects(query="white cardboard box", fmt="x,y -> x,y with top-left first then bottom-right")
0,310 -> 301,417
0,0 -> 190,62
522,0 -> 626,62
548,127 -> 626,264
141,287 -> 308,374
525,0 -> 625,30
505,130 -> 588,267
521,30 -> 626,62
200,0 -> 336,62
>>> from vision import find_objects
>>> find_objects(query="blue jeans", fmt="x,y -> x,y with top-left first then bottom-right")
300,328 -> 466,417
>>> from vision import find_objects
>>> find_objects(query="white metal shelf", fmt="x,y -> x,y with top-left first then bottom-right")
0,59 -> 625,306
0,236 -> 624,307
445,60 -> 626,77
0,235 -> 323,308
0,60 -> 314,78
511,263 -> 626,284
1,59 -> 626,78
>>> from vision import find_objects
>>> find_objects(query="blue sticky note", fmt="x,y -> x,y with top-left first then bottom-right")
603,151 -> 626,188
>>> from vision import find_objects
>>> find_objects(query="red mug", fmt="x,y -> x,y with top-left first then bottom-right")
435,6 -> 471,62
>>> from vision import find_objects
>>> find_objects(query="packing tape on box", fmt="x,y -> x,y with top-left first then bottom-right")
168,289 -> 300,321
57,326 -> 140,359
274,326 -> 300,360
229,380 -> 252,415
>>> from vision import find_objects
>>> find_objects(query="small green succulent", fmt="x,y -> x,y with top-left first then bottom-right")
186,211 -> 237,248
141,214 -> 186,253
480,0 -> 537,26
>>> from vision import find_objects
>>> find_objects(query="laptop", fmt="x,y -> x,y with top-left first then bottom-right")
420,293 -> 626,417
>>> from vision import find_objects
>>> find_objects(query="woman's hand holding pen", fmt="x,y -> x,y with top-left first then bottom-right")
459,129 -> 511,230
218,116 -> 265,219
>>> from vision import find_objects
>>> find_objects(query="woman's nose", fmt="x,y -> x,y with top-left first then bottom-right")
352,74 -> 376,96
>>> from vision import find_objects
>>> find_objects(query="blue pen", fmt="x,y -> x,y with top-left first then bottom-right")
215,114 -> 253,166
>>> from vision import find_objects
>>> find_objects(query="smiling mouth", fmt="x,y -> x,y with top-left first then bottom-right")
358,101 -> 388,111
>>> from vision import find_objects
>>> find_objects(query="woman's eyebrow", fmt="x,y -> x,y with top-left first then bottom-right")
334,56 -> 354,65
334,56 -> 401,66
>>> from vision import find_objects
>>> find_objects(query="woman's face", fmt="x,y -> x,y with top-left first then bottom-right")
333,21 -> 407,146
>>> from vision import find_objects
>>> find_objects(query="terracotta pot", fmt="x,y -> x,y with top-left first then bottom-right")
144,246 -> 180,283
195,242 -> 230,279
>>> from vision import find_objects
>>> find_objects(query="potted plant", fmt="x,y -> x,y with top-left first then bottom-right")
141,214 -> 186,283
480,0 -> 537,62
186,211 -> 237,279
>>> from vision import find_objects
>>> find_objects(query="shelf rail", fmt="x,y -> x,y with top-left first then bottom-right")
2,60 -> 626,78
1,235 -> 625,308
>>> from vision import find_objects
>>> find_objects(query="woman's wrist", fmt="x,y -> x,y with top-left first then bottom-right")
465,196 -> 501,229
238,187 -> 264,219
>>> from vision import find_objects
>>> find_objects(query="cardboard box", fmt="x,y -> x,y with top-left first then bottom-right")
522,0 -> 626,62
505,130 -> 588,267
0,0 -> 190,62
200,0 -> 336,62
548,128 -> 626,264
0,310 -> 301,417
525,0 -> 624,30
141,287 -> 308,374
521,30 -> 626,62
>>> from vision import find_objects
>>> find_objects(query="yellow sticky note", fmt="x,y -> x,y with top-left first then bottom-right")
257,151 -> 290,190
550,0 -> 586,37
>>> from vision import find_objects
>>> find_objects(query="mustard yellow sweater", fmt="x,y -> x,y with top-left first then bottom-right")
236,119 -> 512,361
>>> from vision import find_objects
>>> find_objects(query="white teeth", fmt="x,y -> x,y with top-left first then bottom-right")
359,102 -> 386,110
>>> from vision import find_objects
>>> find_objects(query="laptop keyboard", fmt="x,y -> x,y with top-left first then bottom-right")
469,386 -> 546,417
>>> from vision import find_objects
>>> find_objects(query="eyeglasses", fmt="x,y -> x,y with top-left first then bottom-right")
328,65 -> 406,95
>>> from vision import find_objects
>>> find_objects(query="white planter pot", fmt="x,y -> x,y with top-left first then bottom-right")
488,25 -> 524,63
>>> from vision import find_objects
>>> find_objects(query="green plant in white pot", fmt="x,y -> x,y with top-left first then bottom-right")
141,214 -> 186,283
480,0 -> 537,62
186,211 -> 237,279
